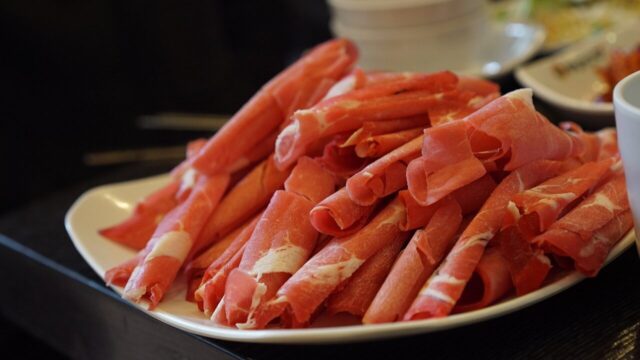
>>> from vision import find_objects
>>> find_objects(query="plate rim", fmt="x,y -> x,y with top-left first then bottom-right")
65,174 -> 635,344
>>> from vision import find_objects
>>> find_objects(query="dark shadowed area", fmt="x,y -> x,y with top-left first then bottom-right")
0,1 -> 330,356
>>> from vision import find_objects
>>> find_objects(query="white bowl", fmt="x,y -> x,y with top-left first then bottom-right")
613,70 -> 640,254
332,9 -> 488,74
328,0 -> 482,28
515,21 -> 640,126
333,20 -> 545,79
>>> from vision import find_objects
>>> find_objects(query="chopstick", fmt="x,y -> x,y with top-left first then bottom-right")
83,146 -> 186,166
136,113 -> 229,131
84,113 -> 230,166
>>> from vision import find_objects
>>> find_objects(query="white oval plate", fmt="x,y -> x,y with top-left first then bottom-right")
65,174 -> 635,344
515,21 -> 640,117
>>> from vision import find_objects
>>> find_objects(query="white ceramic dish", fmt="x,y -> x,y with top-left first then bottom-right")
515,22 -> 640,118
65,174 -> 635,344
614,70 -> 640,254
332,21 -> 545,79
328,0 -> 482,28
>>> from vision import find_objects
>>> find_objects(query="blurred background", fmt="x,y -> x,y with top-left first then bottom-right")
1,2 -> 330,356
3,0 -> 640,215
0,0 -> 332,215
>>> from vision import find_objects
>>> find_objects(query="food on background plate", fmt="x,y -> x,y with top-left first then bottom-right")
493,0 -> 640,52
98,38 -> 631,329
596,45 -> 640,102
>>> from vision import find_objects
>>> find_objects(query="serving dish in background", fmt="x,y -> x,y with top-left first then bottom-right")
491,0 -> 639,54
515,22 -> 640,127
332,20 -> 545,79
328,0 -> 545,79
328,0 -> 482,29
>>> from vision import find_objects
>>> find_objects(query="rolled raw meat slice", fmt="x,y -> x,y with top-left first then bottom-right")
465,90 -> 582,171
560,122 -> 601,163
195,215 -> 260,316
274,71 -> 458,169
196,155 -> 291,254
192,38 -> 358,175
403,160 -> 564,320
99,181 -> 180,250
184,224 -> 245,302
310,187 -> 378,237
117,174 -> 230,309
355,127 -> 424,158
317,134 -> 369,179
363,198 -> 462,324
399,174 -> 496,231
407,120 -> 486,206
457,75 -> 500,96
347,135 -> 422,206
103,138 -> 207,250
506,158 -> 615,233
408,89 -> 582,207
534,175 -> 631,276
496,225 -> 551,295
427,90 -> 499,127
596,128 -> 618,159
326,239 -> 404,317
259,196 -> 410,326
227,129 -> 279,173
452,248 -> 513,313
221,157 -> 335,328
341,115 -> 429,147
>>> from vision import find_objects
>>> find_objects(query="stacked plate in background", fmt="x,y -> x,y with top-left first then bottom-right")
328,0 -> 545,78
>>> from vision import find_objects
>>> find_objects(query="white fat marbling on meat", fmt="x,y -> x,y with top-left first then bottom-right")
306,255 -> 365,288
611,159 -> 623,173
179,167 -> 197,194
597,128 -> 616,146
431,273 -> 466,286
505,88 -> 533,109
210,297 -> 225,321
583,193 -> 622,213
454,231 -> 493,253
339,99 -> 360,110
376,203 -> 405,227
527,188 -> 576,199
420,288 -> 456,304
323,74 -> 356,100
528,179 -> 582,195
534,192 -> 575,210
315,111 -> 329,131
146,231 -> 192,263
506,201 -> 521,221
235,282 -> 268,330
251,242 -> 309,277
275,121 -> 301,162
468,96 -> 485,108
579,232 -> 609,258
537,252 -> 551,266
122,266 -> 147,300
276,121 -> 299,148
515,171 -> 525,192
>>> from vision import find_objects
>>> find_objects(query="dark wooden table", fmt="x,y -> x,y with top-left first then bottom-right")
1,161 -> 640,360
